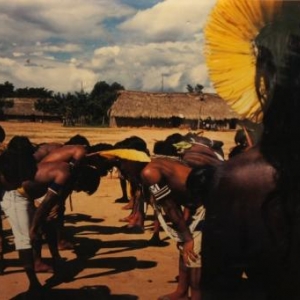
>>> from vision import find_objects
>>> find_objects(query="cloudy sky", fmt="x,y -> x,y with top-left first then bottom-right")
0,0 -> 217,94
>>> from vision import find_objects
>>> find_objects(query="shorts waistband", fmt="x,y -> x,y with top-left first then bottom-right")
16,187 -> 29,198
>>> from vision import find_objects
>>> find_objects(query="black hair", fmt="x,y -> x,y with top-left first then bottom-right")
72,164 -> 101,195
65,134 -> 90,147
86,143 -> 115,176
0,135 -> 37,185
153,140 -> 179,157
0,125 -> 5,143
254,5 -> 300,212
114,136 -> 150,155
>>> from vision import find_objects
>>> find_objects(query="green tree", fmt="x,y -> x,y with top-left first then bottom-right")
89,81 -> 124,125
186,84 -> 194,93
15,87 -> 53,98
33,80 -> 124,126
195,84 -> 204,94
0,81 -> 14,120
0,81 -> 15,97
186,84 -> 204,94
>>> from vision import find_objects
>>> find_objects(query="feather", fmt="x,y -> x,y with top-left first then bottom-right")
204,0 -> 284,122
97,149 -> 151,162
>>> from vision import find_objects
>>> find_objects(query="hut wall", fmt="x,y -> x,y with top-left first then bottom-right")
112,117 -> 183,128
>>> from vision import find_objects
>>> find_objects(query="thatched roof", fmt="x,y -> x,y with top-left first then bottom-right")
109,91 -> 240,120
3,98 -> 55,117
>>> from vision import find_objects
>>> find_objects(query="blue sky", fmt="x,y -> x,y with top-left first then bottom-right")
0,0 -> 217,93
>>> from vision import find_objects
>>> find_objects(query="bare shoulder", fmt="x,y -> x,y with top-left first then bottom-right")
140,162 -> 162,185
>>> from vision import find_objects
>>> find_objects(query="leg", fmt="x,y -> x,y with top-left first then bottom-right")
43,220 -> 64,272
126,188 -> 145,231
1,191 -> 44,292
189,267 -> 202,300
148,216 -> 163,246
32,234 -> 53,273
0,206 -> 4,274
55,203 -> 74,250
19,249 -> 43,292
158,254 -> 189,300
115,178 -> 129,203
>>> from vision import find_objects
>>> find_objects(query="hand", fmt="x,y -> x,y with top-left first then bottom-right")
182,239 -> 198,266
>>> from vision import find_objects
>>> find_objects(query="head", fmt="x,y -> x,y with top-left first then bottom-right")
153,140 -> 179,157
114,136 -> 150,155
254,3 -> 300,199
86,143 -> 115,176
0,135 -> 37,186
254,5 -> 300,143
65,134 -> 90,147
0,125 -> 5,143
72,164 -> 101,195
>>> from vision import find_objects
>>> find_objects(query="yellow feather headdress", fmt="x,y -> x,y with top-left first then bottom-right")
96,149 -> 151,163
204,0 -> 286,122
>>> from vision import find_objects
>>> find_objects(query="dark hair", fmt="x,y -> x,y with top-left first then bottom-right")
254,6 -> 300,208
0,136 -> 37,185
7,135 -> 36,154
0,125 -> 5,143
65,134 -> 90,147
153,140 -> 179,156
86,143 -> 114,176
114,136 -> 150,155
72,165 -> 100,195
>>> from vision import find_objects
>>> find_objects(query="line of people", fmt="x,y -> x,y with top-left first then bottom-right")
0,131 -> 112,298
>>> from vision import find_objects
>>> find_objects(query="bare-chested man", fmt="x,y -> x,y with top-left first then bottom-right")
99,149 -> 212,300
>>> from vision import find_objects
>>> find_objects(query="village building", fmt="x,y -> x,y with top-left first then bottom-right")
109,90 -> 240,130
1,98 -> 60,122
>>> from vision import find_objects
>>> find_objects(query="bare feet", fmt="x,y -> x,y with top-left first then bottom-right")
119,214 -> 134,222
122,202 -> 134,210
128,212 -> 143,227
158,292 -> 189,300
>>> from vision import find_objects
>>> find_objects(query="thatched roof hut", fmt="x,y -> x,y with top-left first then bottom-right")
2,98 -> 60,122
109,90 -> 240,129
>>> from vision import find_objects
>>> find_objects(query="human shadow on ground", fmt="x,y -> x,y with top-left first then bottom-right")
63,213 -> 104,224
62,213 -> 170,247
44,255 -> 156,288
11,284 -> 267,300
42,233 -> 157,288
11,285 -> 138,300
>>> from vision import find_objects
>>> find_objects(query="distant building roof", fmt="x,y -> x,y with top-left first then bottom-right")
3,98 -> 56,117
109,90 -> 240,120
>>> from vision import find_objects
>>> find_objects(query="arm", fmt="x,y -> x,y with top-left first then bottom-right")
141,165 -> 197,264
30,188 -> 60,241
159,197 -> 197,265
29,163 -> 71,241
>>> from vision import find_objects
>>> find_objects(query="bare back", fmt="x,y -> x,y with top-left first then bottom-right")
141,157 -> 192,194
41,145 -> 87,163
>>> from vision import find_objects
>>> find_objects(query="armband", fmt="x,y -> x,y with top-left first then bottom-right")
48,182 -> 63,195
149,183 -> 171,201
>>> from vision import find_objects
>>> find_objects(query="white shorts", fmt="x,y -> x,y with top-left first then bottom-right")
178,231 -> 202,268
0,190 -> 35,250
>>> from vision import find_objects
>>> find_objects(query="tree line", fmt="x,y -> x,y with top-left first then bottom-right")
0,81 -> 125,126
0,81 -> 205,126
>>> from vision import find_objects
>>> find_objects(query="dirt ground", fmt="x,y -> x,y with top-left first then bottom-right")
0,122 -> 237,300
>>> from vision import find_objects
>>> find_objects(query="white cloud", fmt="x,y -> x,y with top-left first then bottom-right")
0,0 -> 217,93
119,0 -> 215,42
